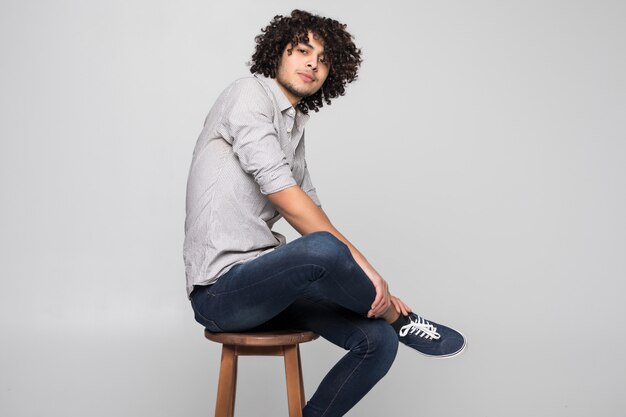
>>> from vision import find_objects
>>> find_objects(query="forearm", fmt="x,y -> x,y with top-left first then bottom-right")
268,185 -> 380,279
269,184 -> 394,317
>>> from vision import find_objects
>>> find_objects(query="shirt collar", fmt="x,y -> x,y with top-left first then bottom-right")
256,74 -> 311,129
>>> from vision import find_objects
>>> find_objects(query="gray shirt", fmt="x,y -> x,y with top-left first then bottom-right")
183,74 -> 322,297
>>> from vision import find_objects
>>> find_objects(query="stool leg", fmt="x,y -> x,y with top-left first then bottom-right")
283,344 -> 304,417
215,344 -> 237,417
297,345 -> 305,406
231,351 -> 238,417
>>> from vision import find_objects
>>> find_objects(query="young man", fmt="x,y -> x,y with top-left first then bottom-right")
184,10 -> 466,417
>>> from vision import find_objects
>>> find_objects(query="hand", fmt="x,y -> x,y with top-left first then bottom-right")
390,295 -> 412,317
367,273 -> 391,318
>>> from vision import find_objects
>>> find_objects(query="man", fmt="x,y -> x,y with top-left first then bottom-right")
184,9 -> 466,417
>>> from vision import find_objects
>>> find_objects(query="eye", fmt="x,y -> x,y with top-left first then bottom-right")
319,56 -> 327,64
298,48 -> 308,54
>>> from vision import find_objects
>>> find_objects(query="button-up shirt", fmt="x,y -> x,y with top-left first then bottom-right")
183,75 -> 322,297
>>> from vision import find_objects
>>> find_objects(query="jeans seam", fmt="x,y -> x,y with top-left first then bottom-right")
190,296 -> 223,331
325,253 -> 373,311
319,324 -> 371,417
211,263 -> 326,295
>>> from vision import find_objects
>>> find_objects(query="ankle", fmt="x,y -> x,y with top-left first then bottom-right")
382,306 -> 400,324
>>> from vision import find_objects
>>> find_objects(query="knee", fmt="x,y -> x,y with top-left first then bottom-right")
350,322 -> 399,369
302,231 -> 351,268
306,231 -> 345,249
370,323 -> 400,364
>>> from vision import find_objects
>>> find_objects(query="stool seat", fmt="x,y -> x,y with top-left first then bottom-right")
204,329 -> 318,346
204,328 -> 319,417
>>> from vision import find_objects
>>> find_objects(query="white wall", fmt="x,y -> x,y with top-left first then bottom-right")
1,1 -> 625,416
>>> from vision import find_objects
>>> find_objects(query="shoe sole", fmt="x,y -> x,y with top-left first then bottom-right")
405,331 -> 468,359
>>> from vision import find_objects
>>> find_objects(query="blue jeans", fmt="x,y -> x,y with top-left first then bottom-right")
190,231 -> 398,417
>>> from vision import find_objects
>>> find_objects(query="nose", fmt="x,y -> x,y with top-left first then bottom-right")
306,56 -> 319,71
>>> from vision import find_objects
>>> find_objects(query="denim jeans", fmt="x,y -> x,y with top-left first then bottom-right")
190,231 -> 398,417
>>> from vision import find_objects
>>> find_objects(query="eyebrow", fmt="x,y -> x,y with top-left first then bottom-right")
300,41 -> 325,55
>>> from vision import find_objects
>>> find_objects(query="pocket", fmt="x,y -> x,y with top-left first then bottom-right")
190,291 -> 224,332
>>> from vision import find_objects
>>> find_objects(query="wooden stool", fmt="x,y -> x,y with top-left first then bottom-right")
204,329 -> 319,417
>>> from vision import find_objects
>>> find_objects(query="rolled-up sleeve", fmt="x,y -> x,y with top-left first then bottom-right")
217,79 -> 297,195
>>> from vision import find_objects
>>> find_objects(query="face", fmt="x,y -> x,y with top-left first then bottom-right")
275,31 -> 330,107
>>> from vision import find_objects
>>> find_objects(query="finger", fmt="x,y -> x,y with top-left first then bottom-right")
388,296 -> 396,311
369,287 -> 383,317
370,299 -> 385,317
369,306 -> 383,318
371,285 -> 383,308
374,286 -> 389,312
375,297 -> 390,318
396,299 -> 406,315
392,298 -> 404,315
371,297 -> 389,318
372,287 -> 393,318
391,297 -> 409,316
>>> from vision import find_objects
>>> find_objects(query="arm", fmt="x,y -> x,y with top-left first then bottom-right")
267,185 -> 391,318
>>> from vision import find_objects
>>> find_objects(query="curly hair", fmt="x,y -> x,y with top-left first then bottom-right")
249,9 -> 363,114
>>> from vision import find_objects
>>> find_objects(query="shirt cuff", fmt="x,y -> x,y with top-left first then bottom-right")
257,165 -> 298,195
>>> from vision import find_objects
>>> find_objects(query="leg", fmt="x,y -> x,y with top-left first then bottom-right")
190,231 -> 377,332
257,297 -> 399,417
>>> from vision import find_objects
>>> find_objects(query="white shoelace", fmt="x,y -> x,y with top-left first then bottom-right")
399,316 -> 441,340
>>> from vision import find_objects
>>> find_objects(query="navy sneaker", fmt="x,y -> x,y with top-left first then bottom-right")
394,312 -> 466,358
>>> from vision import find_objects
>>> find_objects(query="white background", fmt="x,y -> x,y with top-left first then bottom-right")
1,1 -> 625,416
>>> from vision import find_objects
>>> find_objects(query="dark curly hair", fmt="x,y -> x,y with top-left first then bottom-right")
249,9 -> 363,114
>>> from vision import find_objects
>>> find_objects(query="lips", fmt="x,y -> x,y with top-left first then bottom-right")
298,72 -> 315,82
